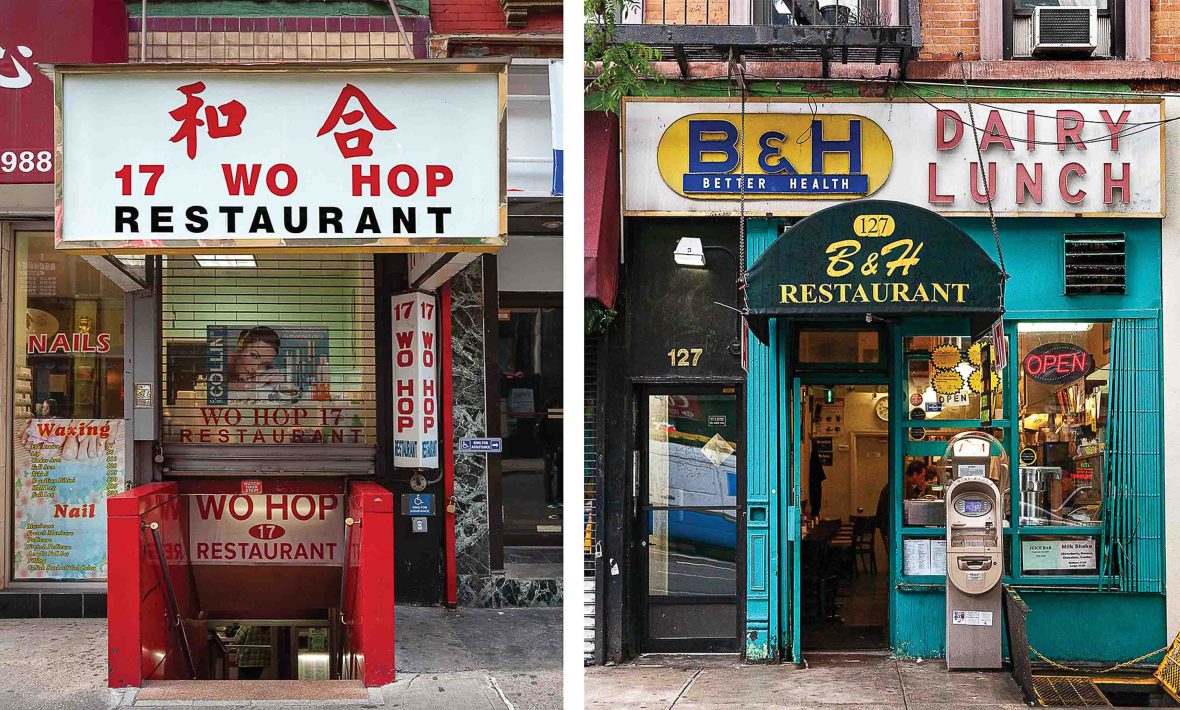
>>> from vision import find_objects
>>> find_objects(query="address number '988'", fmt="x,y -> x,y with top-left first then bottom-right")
1,151 -> 52,174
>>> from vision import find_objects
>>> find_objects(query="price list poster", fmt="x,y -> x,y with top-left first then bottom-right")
12,419 -> 125,580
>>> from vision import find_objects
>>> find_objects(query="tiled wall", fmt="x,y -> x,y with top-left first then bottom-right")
128,15 -> 430,62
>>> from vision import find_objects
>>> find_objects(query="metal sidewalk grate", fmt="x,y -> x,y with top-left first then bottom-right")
1032,675 -> 1111,707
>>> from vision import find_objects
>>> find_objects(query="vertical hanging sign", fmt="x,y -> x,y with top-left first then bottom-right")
392,292 -> 439,468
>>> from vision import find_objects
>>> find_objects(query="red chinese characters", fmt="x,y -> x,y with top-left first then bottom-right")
168,81 -> 247,160
316,83 -> 396,158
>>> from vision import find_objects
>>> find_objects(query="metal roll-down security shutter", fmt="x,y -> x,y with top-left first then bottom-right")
160,253 -> 377,474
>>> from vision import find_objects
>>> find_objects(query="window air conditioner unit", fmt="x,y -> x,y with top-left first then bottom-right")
1032,6 -> 1097,56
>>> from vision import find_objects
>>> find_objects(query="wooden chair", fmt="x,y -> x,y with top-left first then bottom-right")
851,515 -> 878,575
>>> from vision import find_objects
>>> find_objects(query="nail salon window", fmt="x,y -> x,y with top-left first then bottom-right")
10,231 -> 127,582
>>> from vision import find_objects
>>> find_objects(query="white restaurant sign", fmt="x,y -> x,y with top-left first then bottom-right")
392,291 -> 439,468
54,62 -> 507,252
623,98 -> 1164,217
188,493 -> 344,566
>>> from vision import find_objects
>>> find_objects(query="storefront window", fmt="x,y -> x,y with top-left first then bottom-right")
905,336 -> 1003,421
11,232 -> 127,581
1016,322 -> 1110,527
798,330 -> 880,364
161,254 -> 377,447
498,307 -> 563,543
1021,535 -> 1100,576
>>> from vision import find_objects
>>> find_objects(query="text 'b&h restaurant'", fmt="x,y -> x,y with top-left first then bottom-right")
592,93 -> 1170,664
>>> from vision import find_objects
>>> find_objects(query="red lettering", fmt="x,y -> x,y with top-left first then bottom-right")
222,163 -> 262,195
291,495 -> 315,521
266,163 -> 298,196
969,162 -> 997,204
1060,163 -> 1087,204
387,164 -> 419,197
979,111 -> 1014,151
1056,110 -> 1087,152
1015,163 -> 1042,204
937,110 -> 963,150
352,164 -> 381,196
195,495 -> 228,520
1104,163 -> 1130,205
267,495 -> 288,520
928,164 -> 954,204
1099,109 -> 1132,151
427,165 -> 453,196
228,495 -> 253,521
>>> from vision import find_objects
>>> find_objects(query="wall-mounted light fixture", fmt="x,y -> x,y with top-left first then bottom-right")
673,237 -> 706,267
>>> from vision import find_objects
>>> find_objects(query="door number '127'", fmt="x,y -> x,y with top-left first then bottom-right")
667,348 -> 703,367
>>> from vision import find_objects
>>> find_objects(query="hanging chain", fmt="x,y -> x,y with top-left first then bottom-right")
958,55 -> 1007,314
738,62 -> 750,314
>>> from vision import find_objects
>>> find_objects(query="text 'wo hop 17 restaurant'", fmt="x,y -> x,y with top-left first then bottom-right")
0,0 -> 564,696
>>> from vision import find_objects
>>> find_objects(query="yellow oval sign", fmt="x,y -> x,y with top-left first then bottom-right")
853,214 -> 896,238
656,113 -> 893,201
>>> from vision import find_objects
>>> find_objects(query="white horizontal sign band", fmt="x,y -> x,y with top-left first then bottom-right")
624,98 -> 1164,217
59,66 -> 505,249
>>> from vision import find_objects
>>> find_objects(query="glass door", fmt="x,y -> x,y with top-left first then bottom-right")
640,390 -> 742,652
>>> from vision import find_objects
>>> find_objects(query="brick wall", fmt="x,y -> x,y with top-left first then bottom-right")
127,15 -> 429,62
1152,0 -> 1180,61
430,0 -> 560,34
918,0 -> 981,61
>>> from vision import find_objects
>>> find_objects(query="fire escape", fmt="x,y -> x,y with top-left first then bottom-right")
603,0 -> 920,78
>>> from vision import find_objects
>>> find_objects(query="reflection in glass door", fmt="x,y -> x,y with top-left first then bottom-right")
641,391 -> 742,652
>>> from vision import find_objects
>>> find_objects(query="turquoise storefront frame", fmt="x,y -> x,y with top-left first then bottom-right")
744,215 -> 1167,663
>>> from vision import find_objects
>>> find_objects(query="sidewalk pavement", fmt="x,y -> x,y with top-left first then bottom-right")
0,606 -> 561,710
585,653 -> 1029,709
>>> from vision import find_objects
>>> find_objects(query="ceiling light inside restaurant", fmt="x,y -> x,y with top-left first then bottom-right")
1016,322 -> 1093,333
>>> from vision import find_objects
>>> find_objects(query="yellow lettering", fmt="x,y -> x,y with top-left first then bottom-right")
882,239 -> 924,277
852,284 -> 869,303
953,283 -> 969,302
836,283 -> 852,302
800,284 -> 816,303
893,283 -> 910,302
825,239 -> 861,277
913,283 -> 930,302
933,283 -> 951,302
818,284 -> 833,303
872,283 -> 888,302
781,285 -> 799,303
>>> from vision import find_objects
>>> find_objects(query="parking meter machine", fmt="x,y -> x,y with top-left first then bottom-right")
942,432 -> 1006,670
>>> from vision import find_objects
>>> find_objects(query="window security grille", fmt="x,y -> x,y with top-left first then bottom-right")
1063,234 -> 1125,296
